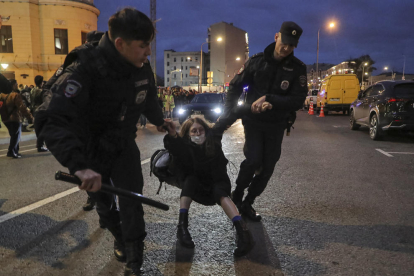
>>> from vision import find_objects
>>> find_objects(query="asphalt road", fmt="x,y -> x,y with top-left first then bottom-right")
0,111 -> 413,276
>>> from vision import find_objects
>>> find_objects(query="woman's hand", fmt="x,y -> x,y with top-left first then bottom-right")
163,119 -> 177,137
261,102 -> 273,111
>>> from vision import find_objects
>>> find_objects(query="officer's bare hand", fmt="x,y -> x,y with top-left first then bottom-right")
261,102 -> 273,111
74,169 -> 102,192
251,96 -> 267,113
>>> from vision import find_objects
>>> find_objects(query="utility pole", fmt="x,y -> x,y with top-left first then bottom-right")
402,55 -> 406,80
150,0 -> 157,85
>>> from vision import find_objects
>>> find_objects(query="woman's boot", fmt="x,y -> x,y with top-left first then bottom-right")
233,220 -> 254,257
177,212 -> 195,248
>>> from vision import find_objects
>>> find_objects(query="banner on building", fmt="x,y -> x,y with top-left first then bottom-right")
189,67 -> 199,76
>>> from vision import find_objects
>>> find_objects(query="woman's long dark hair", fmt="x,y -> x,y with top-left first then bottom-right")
179,117 -> 216,157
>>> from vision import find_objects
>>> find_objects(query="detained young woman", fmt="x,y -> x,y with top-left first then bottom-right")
163,117 -> 254,256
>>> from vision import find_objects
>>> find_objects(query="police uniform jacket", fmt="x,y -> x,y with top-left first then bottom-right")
218,42 -> 307,128
40,33 -> 164,174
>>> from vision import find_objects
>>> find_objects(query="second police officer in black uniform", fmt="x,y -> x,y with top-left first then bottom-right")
39,8 -> 167,276
214,21 -> 308,222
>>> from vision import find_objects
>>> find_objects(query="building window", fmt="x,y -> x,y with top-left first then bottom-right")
81,32 -> 87,45
188,57 -> 193,62
174,66 -> 176,70
181,66 -> 183,70
167,53 -> 170,58
167,62 -> 169,66
186,66 -> 188,70
174,57 -> 176,62
181,57 -> 183,62
0,26 -> 13,53
167,70 -> 170,74
167,77 -> 169,82
174,74 -> 176,79
186,74 -> 188,78
195,57 -> 198,62
54,29 -> 68,55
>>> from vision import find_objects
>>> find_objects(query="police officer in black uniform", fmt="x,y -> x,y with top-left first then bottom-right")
39,8 -> 166,276
214,21 -> 307,222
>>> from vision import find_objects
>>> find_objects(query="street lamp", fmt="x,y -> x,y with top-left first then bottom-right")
316,21 -> 335,83
384,66 -> 394,80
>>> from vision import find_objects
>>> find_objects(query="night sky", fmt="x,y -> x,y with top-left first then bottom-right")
95,0 -> 414,78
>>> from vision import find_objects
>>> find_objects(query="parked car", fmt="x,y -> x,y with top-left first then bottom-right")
349,80 -> 414,140
304,89 -> 318,110
177,93 -> 225,125
317,74 -> 360,115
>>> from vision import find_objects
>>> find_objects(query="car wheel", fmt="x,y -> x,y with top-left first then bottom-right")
349,110 -> 360,130
369,114 -> 382,140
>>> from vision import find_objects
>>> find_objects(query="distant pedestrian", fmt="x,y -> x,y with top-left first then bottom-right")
30,75 -> 48,152
0,74 -> 34,158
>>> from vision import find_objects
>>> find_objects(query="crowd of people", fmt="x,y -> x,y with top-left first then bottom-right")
0,74 -> 49,158
0,7 -> 307,276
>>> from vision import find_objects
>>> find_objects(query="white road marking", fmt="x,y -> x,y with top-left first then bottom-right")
0,187 -> 80,224
0,144 -> 36,152
387,152 -> 414,155
376,149 -> 394,157
0,158 -> 152,224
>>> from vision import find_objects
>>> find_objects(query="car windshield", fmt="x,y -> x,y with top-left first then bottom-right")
191,94 -> 223,104
394,84 -> 414,98
312,90 -> 318,96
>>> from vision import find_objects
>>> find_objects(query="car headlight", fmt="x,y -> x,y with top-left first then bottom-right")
178,108 -> 186,115
237,100 -> 243,106
213,107 -> 222,114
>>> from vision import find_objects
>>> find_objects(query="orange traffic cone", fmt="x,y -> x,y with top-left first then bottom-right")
308,99 -> 314,115
318,103 -> 325,117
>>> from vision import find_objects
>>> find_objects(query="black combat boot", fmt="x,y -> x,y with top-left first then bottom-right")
82,196 -> 96,211
240,195 -> 262,222
233,220 -> 254,257
177,212 -> 195,248
124,240 -> 144,276
106,223 -> 126,262
230,188 -> 244,211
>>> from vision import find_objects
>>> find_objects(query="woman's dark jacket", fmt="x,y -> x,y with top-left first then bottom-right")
163,134 -> 230,187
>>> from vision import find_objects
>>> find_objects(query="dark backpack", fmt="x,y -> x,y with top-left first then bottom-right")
150,149 -> 181,194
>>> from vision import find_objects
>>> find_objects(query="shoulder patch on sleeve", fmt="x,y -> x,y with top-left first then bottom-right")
64,79 -> 82,98
299,75 -> 307,87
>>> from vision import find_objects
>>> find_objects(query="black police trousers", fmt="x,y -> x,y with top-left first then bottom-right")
87,139 -> 146,243
236,121 -> 286,199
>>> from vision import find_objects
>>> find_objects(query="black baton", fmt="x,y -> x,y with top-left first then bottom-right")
55,171 -> 169,211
